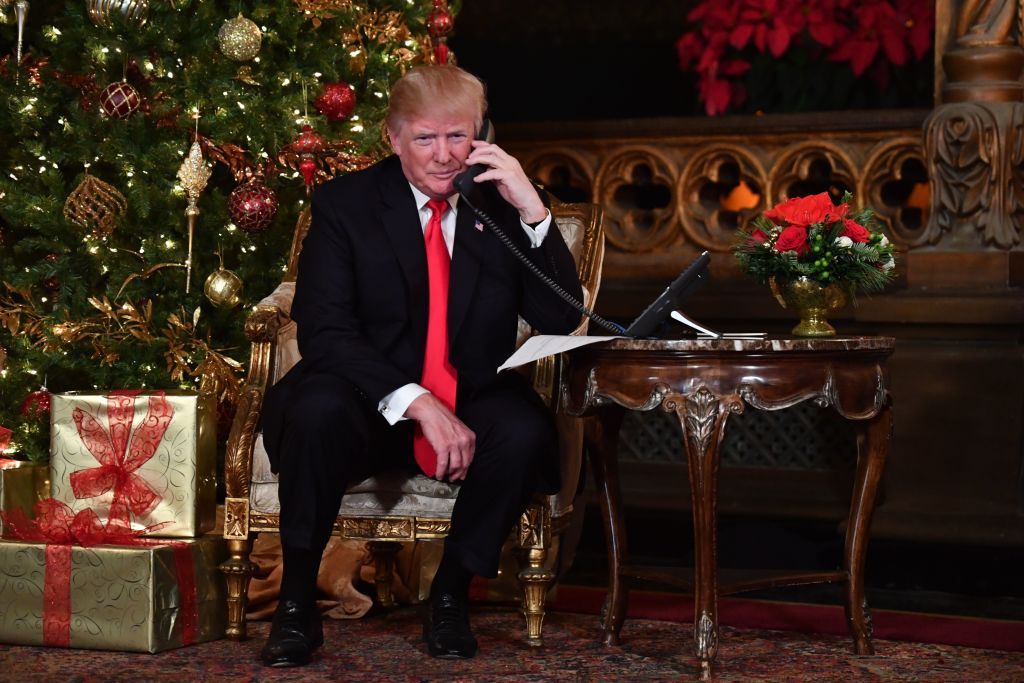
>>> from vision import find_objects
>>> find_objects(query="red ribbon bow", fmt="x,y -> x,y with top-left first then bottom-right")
2,498 -> 195,648
69,390 -> 174,524
0,425 -> 12,452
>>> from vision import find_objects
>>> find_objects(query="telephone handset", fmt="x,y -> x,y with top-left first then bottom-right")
453,118 -> 494,201
452,120 -> 625,335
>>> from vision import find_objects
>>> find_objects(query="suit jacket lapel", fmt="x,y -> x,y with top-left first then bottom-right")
449,202 -> 483,341
378,157 -> 429,345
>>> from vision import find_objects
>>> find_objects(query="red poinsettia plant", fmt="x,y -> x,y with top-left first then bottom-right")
677,0 -> 934,116
734,192 -> 896,294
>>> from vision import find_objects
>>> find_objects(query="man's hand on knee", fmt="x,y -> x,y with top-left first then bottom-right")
406,394 -> 476,481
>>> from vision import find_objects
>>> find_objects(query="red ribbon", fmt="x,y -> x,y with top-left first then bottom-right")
69,390 -> 174,525
0,426 -> 12,452
2,499 -> 198,648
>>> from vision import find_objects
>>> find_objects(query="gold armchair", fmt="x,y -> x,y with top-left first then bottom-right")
220,199 -> 606,646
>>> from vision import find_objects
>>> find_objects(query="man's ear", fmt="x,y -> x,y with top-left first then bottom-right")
386,125 -> 400,156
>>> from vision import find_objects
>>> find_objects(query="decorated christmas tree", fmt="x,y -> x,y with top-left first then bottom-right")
0,0 -> 457,461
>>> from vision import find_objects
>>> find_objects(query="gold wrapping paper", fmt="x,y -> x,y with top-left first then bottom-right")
0,461 -> 49,535
0,535 -> 226,652
49,391 -> 216,538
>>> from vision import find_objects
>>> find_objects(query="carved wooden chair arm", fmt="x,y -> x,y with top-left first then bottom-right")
244,303 -> 291,344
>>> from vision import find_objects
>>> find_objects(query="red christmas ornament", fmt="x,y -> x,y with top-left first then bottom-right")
292,124 -> 325,155
99,81 -> 141,119
228,179 -> 278,233
427,4 -> 454,38
434,42 -> 449,65
314,82 -> 357,122
299,157 -> 318,190
20,387 -> 51,420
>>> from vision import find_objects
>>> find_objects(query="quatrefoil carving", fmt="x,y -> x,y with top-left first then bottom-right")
523,149 -> 593,204
595,148 -> 677,252
678,145 -> 767,250
861,138 -> 929,246
771,143 -> 856,207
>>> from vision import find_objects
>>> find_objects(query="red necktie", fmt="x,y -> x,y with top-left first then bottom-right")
413,198 -> 458,478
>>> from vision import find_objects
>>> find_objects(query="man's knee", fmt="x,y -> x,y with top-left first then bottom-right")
282,375 -> 371,454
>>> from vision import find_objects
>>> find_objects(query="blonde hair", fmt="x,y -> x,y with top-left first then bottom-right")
385,65 -> 486,133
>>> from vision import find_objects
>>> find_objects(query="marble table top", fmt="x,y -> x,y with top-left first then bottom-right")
575,336 -> 896,353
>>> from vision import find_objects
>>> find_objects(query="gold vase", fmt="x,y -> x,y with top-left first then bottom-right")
769,276 -> 847,337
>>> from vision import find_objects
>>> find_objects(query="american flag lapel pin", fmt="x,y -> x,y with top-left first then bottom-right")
474,220 -> 484,232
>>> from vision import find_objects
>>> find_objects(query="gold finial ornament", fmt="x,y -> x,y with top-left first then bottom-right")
63,173 -> 128,235
218,13 -> 262,62
176,140 -> 212,294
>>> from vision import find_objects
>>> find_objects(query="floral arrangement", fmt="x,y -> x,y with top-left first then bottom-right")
676,0 -> 934,116
734,192 -> 896,294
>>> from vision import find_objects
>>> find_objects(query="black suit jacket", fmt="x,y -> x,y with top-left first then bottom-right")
262,155 -> 584,470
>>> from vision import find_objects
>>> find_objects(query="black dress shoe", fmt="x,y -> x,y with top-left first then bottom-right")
260,600 -> 324,667
423,591 -> 478,659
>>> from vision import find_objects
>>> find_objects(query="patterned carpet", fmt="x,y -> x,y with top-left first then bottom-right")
1,605 -> 1022,682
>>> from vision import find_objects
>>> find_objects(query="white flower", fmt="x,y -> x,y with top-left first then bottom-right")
878,234 -> 889,246
882,256 -> 895,271
834,236 -> 853,248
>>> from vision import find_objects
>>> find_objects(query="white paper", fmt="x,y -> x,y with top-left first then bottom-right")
671,310 -> 766,339
498,335 -> 623,372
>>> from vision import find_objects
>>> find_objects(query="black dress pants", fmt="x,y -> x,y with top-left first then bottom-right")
274,369 -> 559,578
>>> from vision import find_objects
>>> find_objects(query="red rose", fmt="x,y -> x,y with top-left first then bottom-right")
750,229 -> 769,244
841,219 -> 870,243
764,193 -> 848,227
774,225 -> 810,255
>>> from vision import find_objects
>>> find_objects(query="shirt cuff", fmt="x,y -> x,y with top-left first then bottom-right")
520,209 -> 551,248
378,383 -> 429,425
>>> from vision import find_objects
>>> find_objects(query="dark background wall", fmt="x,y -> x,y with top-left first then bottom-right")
451,1 -> 699,121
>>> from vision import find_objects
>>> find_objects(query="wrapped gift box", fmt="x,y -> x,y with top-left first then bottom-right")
0,460 -> 49,535
49,391 -> 216,538
0,535 -> 226,652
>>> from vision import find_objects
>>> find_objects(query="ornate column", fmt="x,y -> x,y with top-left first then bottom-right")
923,0 -> 1024,249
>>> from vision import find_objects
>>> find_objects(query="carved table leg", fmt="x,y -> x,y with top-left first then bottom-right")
586,406 -> 627,646
220,536 -> 255,641
368,540 -> 402,608
668,388 -> 741,680
844,398 -> 892,655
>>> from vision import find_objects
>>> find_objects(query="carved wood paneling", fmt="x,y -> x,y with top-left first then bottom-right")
861,139 -> 931,245
678,145 -> 767,250
770,142 -> 857,207
506,113 -> 931,260
594,147 -> 678,252
924,101 -> 1024,248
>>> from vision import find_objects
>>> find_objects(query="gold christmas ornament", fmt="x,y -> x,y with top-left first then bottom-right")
63,173 -> 127,235
176,140 -> 212,294
85,0 -> 149,28
203,267 -> 243,309
233,64 -> 260,86
218,13 -> 262,62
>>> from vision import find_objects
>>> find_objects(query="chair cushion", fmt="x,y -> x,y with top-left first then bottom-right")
251,434 -> 459,519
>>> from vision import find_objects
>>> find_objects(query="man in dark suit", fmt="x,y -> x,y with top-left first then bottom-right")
259,65 -> 584,666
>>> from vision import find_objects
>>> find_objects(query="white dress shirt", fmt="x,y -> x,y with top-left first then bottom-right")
377,183 -> 553,424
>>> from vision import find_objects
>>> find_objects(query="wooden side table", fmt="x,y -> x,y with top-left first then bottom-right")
561,337 -> 895,679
